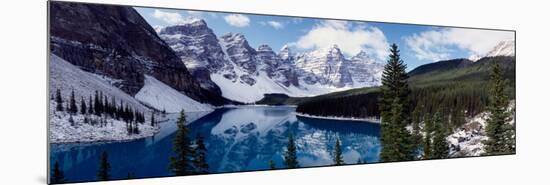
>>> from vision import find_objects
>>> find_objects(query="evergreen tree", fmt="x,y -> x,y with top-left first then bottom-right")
333,138 -> 344,165
80,97 -> 87,115
94,91 -> 101,116
68,115 -> 75,127
484,62 -> 515,155
88,95 -> 93,115
431,111 -> 449,159
411,105 -> 423,157
423,114 -> 434,159
269,160 -> 276,169
378,43 -> 414,162
284,133 -> 299,168
55,89 -> 63,111
97,151 -> 111,181
193,134 -> 209,174
169,110 -> 194,175
69,90 -> 78,114
51,161 -> 65,184
151,113 -> 156,127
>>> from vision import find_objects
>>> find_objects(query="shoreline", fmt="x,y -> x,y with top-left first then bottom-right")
294,112 -> 381,123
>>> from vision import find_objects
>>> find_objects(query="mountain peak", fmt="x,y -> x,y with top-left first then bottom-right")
470,40 -> 515,61
257,44 -> 273,52
486,40 -> 515,57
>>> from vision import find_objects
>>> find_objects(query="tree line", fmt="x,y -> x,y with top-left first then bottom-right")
53,89 -> 156,135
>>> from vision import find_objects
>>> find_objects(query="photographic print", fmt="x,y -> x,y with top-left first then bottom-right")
48,1 -> 516,183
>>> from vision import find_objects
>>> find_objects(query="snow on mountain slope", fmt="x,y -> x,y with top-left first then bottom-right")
49,54 -> 150,113
49,54 -> 158,143
135,75 -> 213,113
470,40 -> 515,61
486,40 -> 515,57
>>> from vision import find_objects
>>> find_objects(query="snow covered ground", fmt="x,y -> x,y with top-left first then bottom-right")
447,101 -> 515,157
49,101 -> 158,143
295,112 -> 381,123
135,75 -> 213,113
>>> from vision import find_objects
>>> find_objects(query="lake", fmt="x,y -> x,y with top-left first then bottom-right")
50,106 -> 381,182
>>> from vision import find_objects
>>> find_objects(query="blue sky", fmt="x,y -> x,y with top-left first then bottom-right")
135,7 -> 514,70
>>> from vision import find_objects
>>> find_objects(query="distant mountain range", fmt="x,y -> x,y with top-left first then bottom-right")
158,19 -> 384,103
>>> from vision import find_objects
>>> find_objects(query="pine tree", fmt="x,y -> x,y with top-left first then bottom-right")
97,151 -> 111,181
69,90 -> 78,114
378,43 -> 414,162
80,97 -> 87,115
51,161 -> 65,184
430,111 -> 449,159
284,133 -> 299,168
88,95 -> 93,115
333,138 -> 344,165
269,160 -> 276,169
484,62 -> 515,155
55,89 -> 63,111
411,105 -> 423,157
169,110 -> 194,175
193,134 -> 209,174
423,114 -> 433,159
94,91 -> 101,116
150,113 -> 155,127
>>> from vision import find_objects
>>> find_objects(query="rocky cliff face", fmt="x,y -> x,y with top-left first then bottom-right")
49,2 -> 226,105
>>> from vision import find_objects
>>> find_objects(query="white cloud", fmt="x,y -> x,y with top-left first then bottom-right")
152,10 -> 185,25
186,10 -> 203,16
296,20 -> 390,61
405,28 -> 515,61
262,21 -> 284,29
223,14 -> 250,27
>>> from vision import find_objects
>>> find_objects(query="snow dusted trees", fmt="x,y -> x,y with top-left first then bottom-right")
484,62 -> 515,155
333,137 -> 344,165
69,90 -> 78,114
51,161 -> 65,184
80,97 -> 87,115
97,151 -> 111,181
284,133 -> 299,168
150,112 -> 156,127
378,44 -> 415,162
52,89 -> 147,134
55,89 -> 63,111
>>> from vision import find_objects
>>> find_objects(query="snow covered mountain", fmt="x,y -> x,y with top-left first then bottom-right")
470,40 -> 515,61
49,2 -> 226,105
486,40 -> 515,57
159,21 -> 385,103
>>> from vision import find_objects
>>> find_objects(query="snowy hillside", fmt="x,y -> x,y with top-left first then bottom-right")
49,54 -> 159,143
135,75 -> 213,113
49,54 -> 150,113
